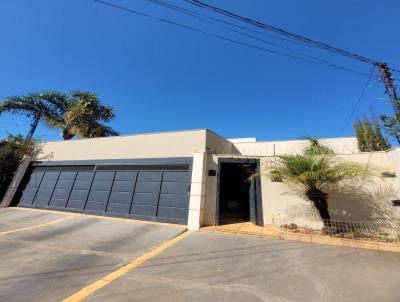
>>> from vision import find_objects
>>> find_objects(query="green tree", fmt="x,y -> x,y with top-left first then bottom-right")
0,92 -> 68,139
354,120 -> 366,151
267,139 -> 367,225
354,117 -> 391,151
0,135 -> 37,200
381,114 -> 400,145
61,91 -> 118,139
373,118 -> 391,150
1,91 -> 118,140
363,117 -> 375,151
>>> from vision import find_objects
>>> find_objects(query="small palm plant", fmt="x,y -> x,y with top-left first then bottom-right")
269,139 -> 367,225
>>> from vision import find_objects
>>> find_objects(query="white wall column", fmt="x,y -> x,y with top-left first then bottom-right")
187,152 -> 207,230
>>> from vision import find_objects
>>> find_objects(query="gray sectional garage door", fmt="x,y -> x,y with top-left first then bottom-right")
17,164 -> 191,224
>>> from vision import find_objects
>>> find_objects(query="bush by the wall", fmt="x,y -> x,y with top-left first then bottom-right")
0,135 -> 37,201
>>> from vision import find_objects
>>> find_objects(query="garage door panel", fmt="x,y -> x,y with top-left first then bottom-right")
137,171 -> 162,182
161,182 -> 188,195
85,201 -> 107,212
163,171 -> 189,182
135,182 -> 160,193
108,191 -> 133,204
42,171 -> 60,180
130,204 -> 157,217
157,206 -> 187,220
106,203 -> 131,214
48,176 -> 76,207
38,179 -> 58,189
114,171 -> 137,181
51,188 -> 71,200
159,194 -> 188,208
68,190 -> 88,202
75,172 -> 93,180
58,171 -> 77,180
18,164 -> 190,225
90,181 -> 113,191
66,171 -> 93,210
53,179 -> 75,190
48,199 -> 69,208
112,181 -> 135,192
25,171 -> 45,188
73,180 -> 91,190
66,199 -> 86,210
93,171 -> 115,181
88,191 -> 110,203
19,188 -> 38,205
132,193 -> 158,206
36,196 -> 51,206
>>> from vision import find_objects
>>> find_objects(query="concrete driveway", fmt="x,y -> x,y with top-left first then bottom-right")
0,208 -> 186,302
1,208 -> 399,302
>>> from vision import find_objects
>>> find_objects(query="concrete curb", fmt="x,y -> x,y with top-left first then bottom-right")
281,232 -> 400,253
200,225 -> 400,253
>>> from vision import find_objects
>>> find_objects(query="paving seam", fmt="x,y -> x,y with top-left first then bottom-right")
0,216 -> 74,235
62,230 -> 191,302
11,207 -> 184,228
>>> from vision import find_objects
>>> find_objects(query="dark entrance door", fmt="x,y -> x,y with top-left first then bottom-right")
217,159 -> 262,225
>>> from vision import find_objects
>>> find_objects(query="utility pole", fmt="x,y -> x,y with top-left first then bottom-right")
376,63 -> 400,117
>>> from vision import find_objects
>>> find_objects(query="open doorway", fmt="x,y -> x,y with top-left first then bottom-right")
217,159 -> 262,225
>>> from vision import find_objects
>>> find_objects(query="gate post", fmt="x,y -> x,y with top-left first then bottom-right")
187,152 -> 207,230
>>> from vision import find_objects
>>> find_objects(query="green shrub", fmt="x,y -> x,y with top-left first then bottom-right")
0,135 -> 37,201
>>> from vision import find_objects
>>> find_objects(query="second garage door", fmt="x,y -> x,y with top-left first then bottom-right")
17,164 -> 191,224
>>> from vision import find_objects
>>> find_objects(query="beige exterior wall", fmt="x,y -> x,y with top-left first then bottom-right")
259,151 -> 399,227
27,128 -> 399,229
203,154 -> 219,226
231,137 -> 358,156
35,129 -> 209,161
202,147 -> 400,228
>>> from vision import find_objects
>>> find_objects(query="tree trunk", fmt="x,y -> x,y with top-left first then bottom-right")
26,113 -> 41,140
62,128 -> 74,140
306,188 -> 331,225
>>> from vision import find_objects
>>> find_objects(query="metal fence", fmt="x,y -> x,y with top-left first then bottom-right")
272,217 -> 400,243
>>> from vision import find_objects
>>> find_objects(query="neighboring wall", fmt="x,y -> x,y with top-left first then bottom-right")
260,150 -> 399,227
231,137 -> 358,156
35,129 -> 209,161
228,138 -> 398,227
202,142 -> 399,227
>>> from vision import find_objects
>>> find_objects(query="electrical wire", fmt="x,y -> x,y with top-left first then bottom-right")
185,0 -> 379,65
339,66 -> 376,135
148,0 -> 374,77
94,0 -> 378,79
148,0 -> 323,50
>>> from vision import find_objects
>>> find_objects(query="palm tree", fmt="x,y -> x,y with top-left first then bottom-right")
57,91 -> 118,140
0,92 -> 68,139
269,139 -> 367,225
1,91 -> 118,140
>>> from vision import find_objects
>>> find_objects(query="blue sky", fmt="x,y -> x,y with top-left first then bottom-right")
0,0 -> 399,142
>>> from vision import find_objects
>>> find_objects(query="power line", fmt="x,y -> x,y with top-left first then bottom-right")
185,0 -> 380,65
94,0 -> 377,79
339,66 -> 376,135
148,0 -> 375,78
148,0 -> 324,50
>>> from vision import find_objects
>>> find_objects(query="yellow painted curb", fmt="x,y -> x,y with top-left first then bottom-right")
62,231 -> 191,302
10,207 -> 183,228
0,215 -> 73,235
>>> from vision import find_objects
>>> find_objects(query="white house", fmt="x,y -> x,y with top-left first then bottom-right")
2,129 -> 399,230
